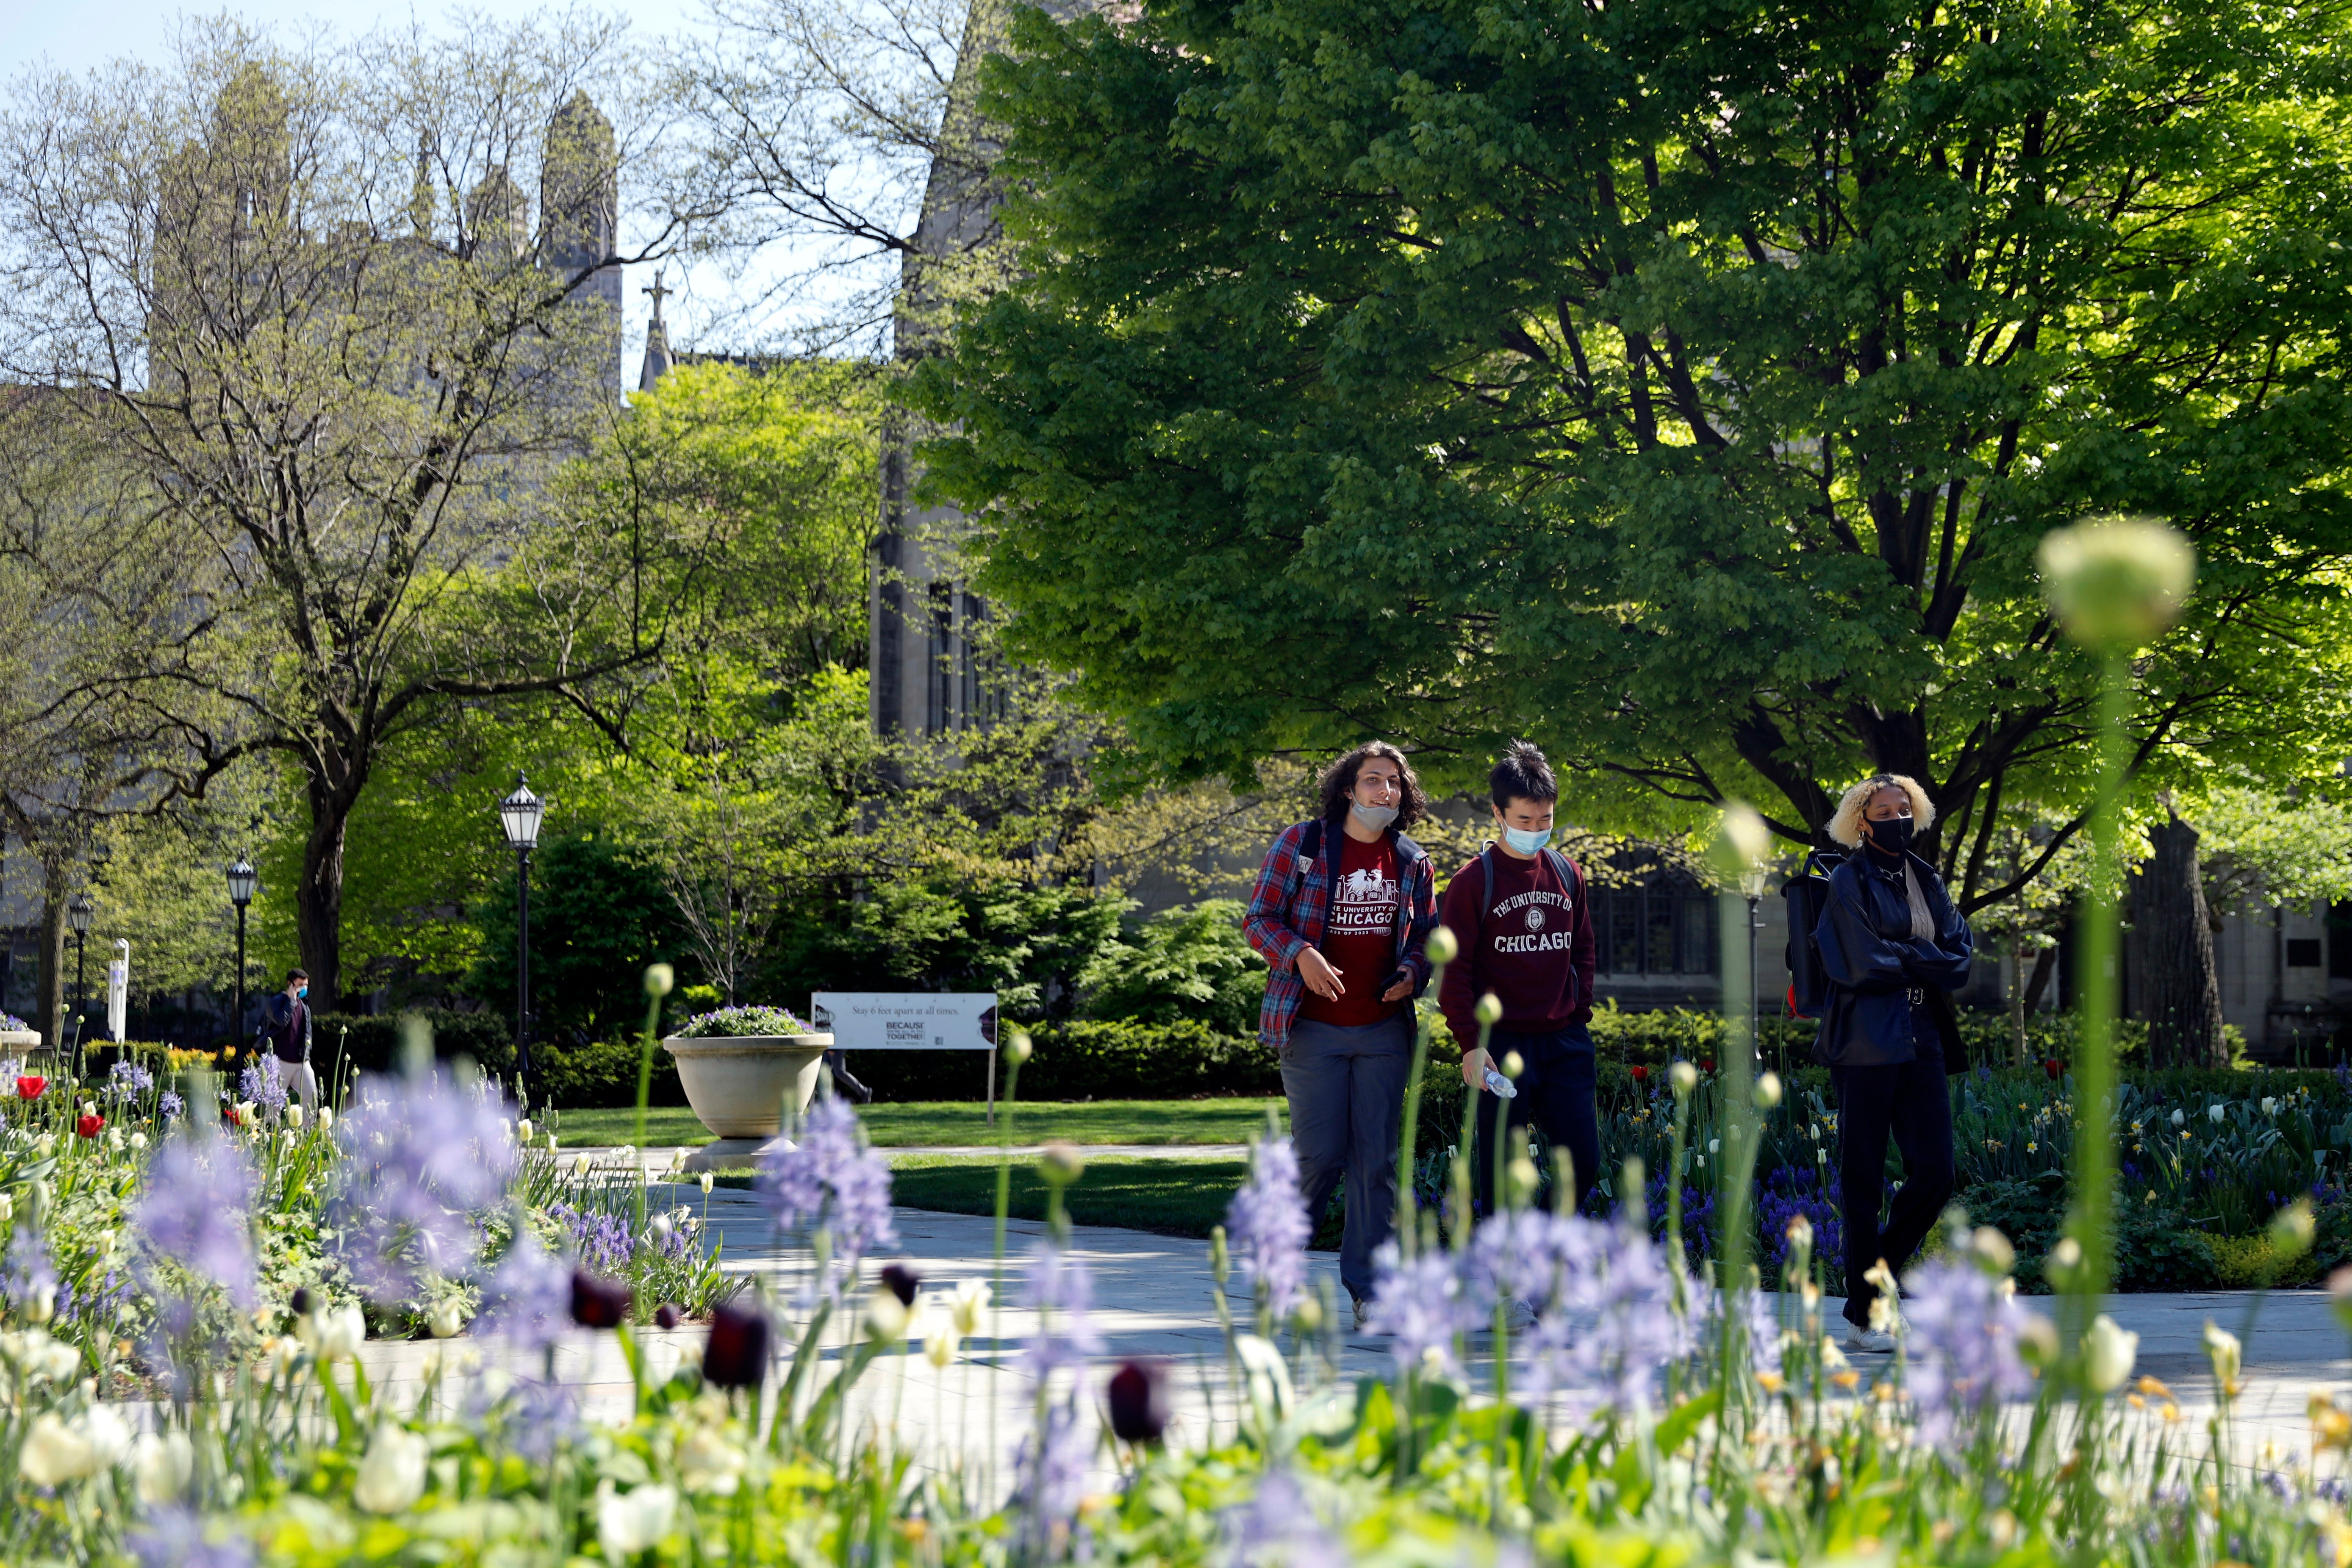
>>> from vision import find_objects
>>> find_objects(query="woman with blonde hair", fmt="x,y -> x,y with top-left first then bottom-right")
1813,772 -> 1974,1353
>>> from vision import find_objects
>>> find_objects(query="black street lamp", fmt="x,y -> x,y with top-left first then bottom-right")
227,856 -> 257,1048
498,774 -> 545,1097
66,891 -> 94,1041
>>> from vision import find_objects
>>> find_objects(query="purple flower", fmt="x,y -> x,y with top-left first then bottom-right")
1533,1217 -> 1694,1417
109,1060 -> 154,1099
1023,1240 -> 1106,1378
1365,1242 -> 1474,1374
1900,1257 -> 2039,1450
159,1091 -> 185,1120
1222,1469 -> 1345,1568
1010,1390 -> 1092,1561
237,1057 -> 287,1116
545,1201 -> 632,1275
477,1232 -> 572,1352
3,1224 -> 56,1317
1224,1136 -> 1311,1318
754,1096 -> 895,1290
127,1506 -> 254,1568
330,1067 -> 518,1300
133,1133 -> 258,1308
499,1377 -> 581,1460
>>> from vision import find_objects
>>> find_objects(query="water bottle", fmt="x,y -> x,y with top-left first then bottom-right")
1483,1066 -> 1517,1099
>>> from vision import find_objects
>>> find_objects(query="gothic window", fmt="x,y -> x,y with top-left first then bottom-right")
1594,855 -> 1718,976
924,581 -> 952,735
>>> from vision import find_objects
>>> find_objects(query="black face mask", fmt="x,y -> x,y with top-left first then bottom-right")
1867,815 -> 1915,855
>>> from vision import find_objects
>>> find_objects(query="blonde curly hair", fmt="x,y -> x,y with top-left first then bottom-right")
1826,773 -> 1935,849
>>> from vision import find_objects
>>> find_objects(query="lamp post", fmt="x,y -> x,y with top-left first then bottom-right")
498,774 -> 545,1097
227,857 -> 257,1049
66,891 -> 93,1043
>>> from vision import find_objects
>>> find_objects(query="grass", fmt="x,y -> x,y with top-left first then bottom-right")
550,1099 -> 1287,1149
880,1155 -> 1250,1239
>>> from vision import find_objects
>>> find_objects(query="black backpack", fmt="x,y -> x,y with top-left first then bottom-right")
1781,849 -> 1847,1018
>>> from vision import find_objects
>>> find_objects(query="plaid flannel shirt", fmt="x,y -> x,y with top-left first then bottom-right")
1243,819 -> 1439,1053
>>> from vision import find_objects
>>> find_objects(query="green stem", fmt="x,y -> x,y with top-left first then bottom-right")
634,990 -> 660,1236
2065,651 -> 2130,1355
1393,976 -> 1439,1261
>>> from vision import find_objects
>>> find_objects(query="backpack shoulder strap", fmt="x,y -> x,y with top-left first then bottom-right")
1300,819 -> 1323,864
1540,846 -> 1577,894
1480,844 -> 1496,908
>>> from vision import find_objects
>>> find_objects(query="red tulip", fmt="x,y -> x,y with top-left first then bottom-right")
1631,1066 -> 1650,1083
570,1269 -> 632,1329
1106,1358 -> 1172,1445
702,1300 -> 772,1389
15,1076 -> 43,1100
2043,1059 -> 2062,1081
75,1113 -> 102,1140
1700,1057 -> 1716,1075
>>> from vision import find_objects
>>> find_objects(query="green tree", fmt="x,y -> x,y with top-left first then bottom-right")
920,0 -> 2352,910
472,830 -> 683,1043
1077,899 -> 1265,1035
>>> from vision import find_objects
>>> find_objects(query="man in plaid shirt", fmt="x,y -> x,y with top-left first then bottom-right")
1243,741 -> 1439,1325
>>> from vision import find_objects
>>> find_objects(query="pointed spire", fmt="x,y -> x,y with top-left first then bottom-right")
638,266 -> 674,392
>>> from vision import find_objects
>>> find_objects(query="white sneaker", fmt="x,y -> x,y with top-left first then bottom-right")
1499,1296 -> 1537,1332
1842,1321 -> 1898,1355
1353,1295 -> 1371,1331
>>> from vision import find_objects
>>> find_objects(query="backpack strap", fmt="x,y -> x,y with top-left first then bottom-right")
1479,844 -> 1496,909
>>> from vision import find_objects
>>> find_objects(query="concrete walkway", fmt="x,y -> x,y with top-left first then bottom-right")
561,1145 -> 1250,1173
353,1189 -> 2352,1484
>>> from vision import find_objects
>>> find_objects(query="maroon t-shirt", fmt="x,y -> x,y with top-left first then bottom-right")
1298,830 -> 1403,1028
1437,848 -> 1596,1048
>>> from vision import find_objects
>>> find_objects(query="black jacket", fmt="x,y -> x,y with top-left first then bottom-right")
1811,849 -> 1973,1071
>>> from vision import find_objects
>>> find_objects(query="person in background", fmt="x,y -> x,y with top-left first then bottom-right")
1440,740 -> 1601,1274
1243,741 -> 1439,1328
1813,772 -> 1973,1354
259,967 -> 319,1113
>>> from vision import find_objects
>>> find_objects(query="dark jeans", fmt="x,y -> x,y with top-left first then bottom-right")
1830,1033 -> 1955,1326
1283,1014 -> 1413,1302
1470,1024 -> 1601,1220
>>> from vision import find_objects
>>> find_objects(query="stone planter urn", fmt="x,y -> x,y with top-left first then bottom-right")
663,1032 -> 832,1173
0,1029 -> 39,1061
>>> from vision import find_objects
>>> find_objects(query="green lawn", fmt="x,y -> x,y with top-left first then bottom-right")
882,1155 -> 1250,1239
550,1098 -> 1286,1149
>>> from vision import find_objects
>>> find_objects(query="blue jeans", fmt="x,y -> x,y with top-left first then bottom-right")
1471,1023 -> 1600,1218
1282,1014 -> 1413,1302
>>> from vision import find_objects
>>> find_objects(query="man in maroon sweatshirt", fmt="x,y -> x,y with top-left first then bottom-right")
1438,741 -> 1600,1221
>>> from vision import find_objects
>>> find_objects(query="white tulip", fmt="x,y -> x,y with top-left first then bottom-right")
866,1290 -> 910,1342
286,1104 -> 304,1129
2203,1320 -> 2243,1390
598,1481 -> 678,1557
132,1430 -> 194,1505
2209,1103 -> 2226,1124
677,1427 -> 747,1496
948,1279 -> 991,1337
105,1127 -> 122,1150
316,1106 -> 333,1131
2084,1314 -> 2138,1393
94,1229 -> 116,1262
127,1133 -> 146,1152
925,1321 -> 960,1369
2261,1097 -> 2278,1117
18,1413 -> 94,1486
35,1133 -> 54,1158
84,1405 -> 131,1467
699,1172 -> 714,1195
353,1425 -> 430,1515
300,1303 -> 366,1362
0,1194 -> 13,1224
427,1299 -> 466,1340
516,1118 -> 533,1141
26,1280 -> 55,1324
2171,1108 -> 2186,1127
545,1133 -> 559,1154
2,1327 -> 83,1384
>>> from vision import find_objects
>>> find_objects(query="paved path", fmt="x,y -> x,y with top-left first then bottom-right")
561,1145 -> 1250,1172
354,1190 -> 2352,1485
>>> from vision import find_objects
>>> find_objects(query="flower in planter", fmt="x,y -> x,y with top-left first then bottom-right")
478,1235 -> 570,1350
1631,1066 -> 1649,1085
75,1113 -> 102,1139
599,1481 -> 679,1558
133,1132 -> 258,1307
2042,1060 -> 2062,1080
702,1299 -> 772,1388
330,1067 -> 517,1301
673,1005 -> 813,1040
354,1424 -> 430,1515
571,1270 -> 632,1329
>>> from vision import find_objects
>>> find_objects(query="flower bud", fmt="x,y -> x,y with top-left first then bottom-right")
644,964 -> 675,997
1971,1226 -> 2016,1275
865,1289 -> 910,1342
2038,515 -> 2195,652
1474,993 -> 1503,1027
1105,1358 -> 1171,1445
1040,1143 -> 1085,1185
1755,1072 -> 1783,1109
879,1264 -> 922,1308
1500,1051 -> 1524,1080
1007,1031 -> 1033,1066
1670,1061 -> 1698,1095
1426,925 -> 1460,966
427,1299 -> 466,1340
570,1270 -> 632,1330
2270,1199 -> 2316,1261
702,1301 -> 772,1389
2085,1314 -> 2138,1393
655,1303 -> 681,1330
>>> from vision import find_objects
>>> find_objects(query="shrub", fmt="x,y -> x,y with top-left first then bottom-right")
310,1010 -> 516,1086
843,1018 -> 1281,1102
533,1037 -> 687,1110
1077,899 -> 1266,1036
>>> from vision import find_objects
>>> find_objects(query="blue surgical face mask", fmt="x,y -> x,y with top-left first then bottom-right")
296,985 -> 308,1000
1502,824 -> 1552,855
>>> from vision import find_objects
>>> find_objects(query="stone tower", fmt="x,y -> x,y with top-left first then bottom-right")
541,90 -> 624,396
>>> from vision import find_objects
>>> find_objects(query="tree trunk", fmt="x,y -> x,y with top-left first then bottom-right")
297,765 -> 357,1014
34,855 -> 65,1056
2137,810 -> 2228,1069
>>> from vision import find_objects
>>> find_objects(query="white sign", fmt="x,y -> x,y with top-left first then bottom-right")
106,940 -> 128,1044
810,992 -> 998,1052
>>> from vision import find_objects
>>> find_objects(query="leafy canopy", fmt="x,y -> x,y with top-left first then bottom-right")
921,0 -> 2352,910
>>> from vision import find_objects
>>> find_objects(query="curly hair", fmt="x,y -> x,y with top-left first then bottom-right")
1317,741 -> 1430,831
1826,773 -> 1936,849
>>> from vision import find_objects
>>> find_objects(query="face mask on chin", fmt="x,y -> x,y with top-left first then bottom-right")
1349,800 -> 1399,831
1867,815 -> 1916,855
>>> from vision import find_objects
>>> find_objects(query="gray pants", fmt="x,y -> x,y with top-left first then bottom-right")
1281,1014 -> 1412,1302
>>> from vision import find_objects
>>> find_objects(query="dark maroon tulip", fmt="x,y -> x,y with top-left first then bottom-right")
289,1286 -> 314,1317
569,1270 -> 632,1330
1106,1358 -> 1171,1445
880,1264 -> 921,1308
702,1300 -> 772,1389
654,1302 -> 682,1330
